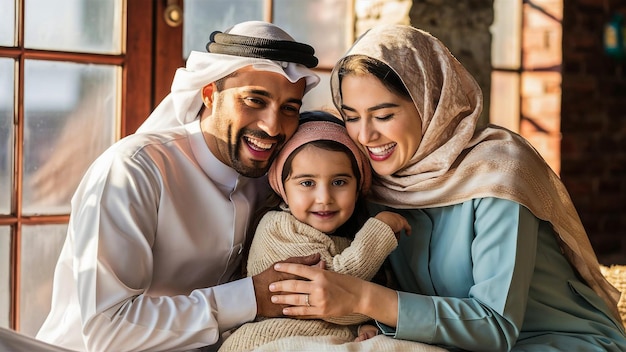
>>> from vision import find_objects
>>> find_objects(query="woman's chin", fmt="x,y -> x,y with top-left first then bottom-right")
372,165 -> 396,177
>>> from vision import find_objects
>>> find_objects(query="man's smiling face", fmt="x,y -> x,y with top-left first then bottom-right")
202,66 -> 307,178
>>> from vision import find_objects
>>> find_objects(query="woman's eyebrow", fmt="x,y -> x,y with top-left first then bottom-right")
341,102 -> 399,112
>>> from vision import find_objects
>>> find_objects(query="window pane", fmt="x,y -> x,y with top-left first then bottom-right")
302,71 -> 333,112
274,0 -> 350,68
25,0 -> 123,54
522,0 -> 562,70
0,0 -> 15,46
0,58 -> 14,215
0,227 -> 10,329
490,71 -> 520,133
19,224 -> 67,337
23,60 -> 118,215
491,0 -> 522,69
183,0 -> 264,58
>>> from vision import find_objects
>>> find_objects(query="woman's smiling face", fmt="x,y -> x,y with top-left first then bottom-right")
340,73 -> 422,176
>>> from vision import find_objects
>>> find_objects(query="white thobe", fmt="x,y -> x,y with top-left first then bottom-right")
36,120 -> 269,352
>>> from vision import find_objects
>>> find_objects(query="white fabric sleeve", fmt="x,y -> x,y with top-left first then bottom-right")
70,150 -> 256,352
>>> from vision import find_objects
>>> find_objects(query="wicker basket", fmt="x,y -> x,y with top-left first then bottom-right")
600,265 -> 626,328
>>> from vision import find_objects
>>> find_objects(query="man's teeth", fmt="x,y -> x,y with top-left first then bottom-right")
246,137 -> 273,150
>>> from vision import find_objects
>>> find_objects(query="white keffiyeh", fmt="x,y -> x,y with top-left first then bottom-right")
138,21 -> 320,133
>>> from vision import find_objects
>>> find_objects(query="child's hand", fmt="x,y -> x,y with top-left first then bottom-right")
354,324 -> 380,342
374,211 -> 411,238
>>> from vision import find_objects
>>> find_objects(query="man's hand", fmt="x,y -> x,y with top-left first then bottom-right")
252,253 -> 322,318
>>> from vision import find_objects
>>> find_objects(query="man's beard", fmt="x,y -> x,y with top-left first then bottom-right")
229,127 -> 285,178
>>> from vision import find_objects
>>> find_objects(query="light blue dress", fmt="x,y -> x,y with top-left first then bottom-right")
372,197 -> 626,351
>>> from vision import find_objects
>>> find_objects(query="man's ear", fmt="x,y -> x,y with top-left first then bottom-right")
201,83 -> 216,107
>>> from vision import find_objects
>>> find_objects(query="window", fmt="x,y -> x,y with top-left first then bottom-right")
1,0 -> 124,336
183,0 -> 355,111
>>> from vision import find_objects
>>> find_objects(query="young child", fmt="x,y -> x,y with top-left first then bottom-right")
218,111 -> 411,352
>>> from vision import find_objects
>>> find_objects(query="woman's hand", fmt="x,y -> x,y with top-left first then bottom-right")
268,262 -> 399,327
374,211 -> 411,238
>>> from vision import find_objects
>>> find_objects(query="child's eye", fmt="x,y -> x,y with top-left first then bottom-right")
300,180 -> 314,187
332,179 -> 347,187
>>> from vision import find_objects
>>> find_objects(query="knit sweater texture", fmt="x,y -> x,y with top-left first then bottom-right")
218,211 -> 398,352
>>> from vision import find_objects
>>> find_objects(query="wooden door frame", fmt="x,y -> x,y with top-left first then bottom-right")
125,1 -> 184,136
125,2 -> 154,135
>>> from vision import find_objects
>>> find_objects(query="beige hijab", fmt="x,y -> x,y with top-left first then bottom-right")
330,24 -> 621,320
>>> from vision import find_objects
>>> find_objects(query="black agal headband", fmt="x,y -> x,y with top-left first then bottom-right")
206,31 -> 319,68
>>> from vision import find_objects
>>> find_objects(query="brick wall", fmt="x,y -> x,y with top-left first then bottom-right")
520,0 -> 563,175
562,1 -> 626,264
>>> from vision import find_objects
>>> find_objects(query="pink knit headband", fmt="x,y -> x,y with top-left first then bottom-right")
268,120 -> 371,201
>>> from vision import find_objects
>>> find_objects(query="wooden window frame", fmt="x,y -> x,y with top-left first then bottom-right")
1,1 -> 154,331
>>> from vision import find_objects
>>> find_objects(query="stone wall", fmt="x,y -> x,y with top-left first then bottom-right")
408,1 -> 493,125
355,0 -> 493,124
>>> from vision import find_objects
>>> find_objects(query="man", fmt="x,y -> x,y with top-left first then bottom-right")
36,21 -> 320,352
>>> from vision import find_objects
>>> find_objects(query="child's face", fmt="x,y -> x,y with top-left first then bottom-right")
283,145 -> 358,234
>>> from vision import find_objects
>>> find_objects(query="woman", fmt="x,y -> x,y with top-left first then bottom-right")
268,24 -> 626,351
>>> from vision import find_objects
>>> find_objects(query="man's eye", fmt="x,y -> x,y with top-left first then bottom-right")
282,105 -> 300,116
244,97 -> 264,106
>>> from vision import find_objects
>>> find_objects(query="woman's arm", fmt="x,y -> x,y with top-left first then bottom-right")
269,263 -> 399,327
388,199 -> 534,350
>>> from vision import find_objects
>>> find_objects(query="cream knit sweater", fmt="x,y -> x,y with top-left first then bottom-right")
218,210 -> 398,352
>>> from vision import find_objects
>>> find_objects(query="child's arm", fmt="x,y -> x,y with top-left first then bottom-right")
326,212 -> 410,281
246,211 -> 353,277
246,211 -> 408,326
373,211 -> 412,238
320,212 -> 409,326
354,324 -> 380,342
